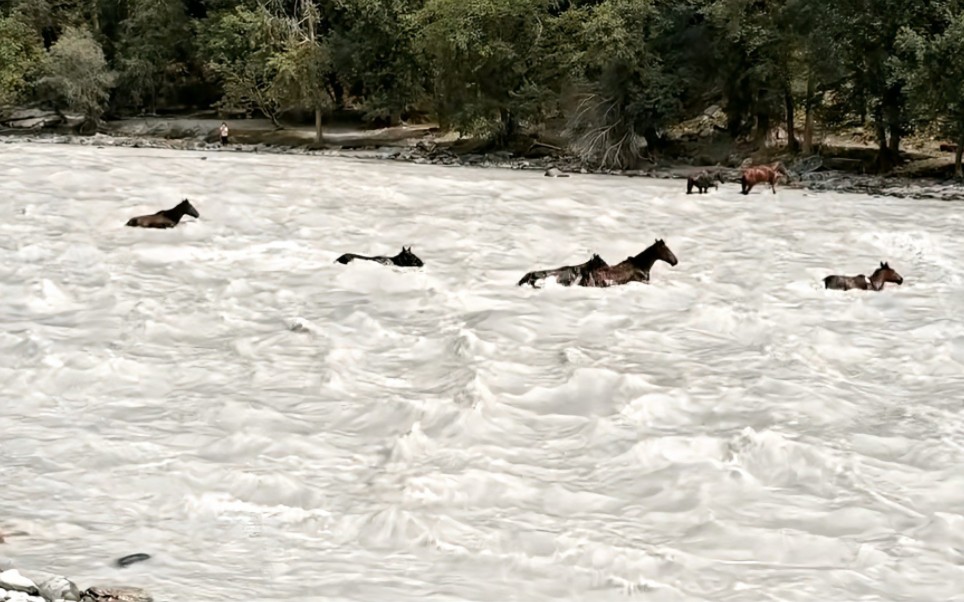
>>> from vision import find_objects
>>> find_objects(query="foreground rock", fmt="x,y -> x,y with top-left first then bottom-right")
0,562 -> 150,602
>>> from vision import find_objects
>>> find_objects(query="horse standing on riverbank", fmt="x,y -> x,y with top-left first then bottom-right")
741,162 -> 791,195
518,253 -> 608,288
579,239 -> 679,287
335,246 -> 424,267
686,170 -> 725,194
125,199 -> 199,228
823,262 -> 904,291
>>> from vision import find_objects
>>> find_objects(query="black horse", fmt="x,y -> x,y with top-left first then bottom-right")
335,246 -> 424,267
518,253 -> 609,288
126,199 -> 199,229
686,171 -> 724,194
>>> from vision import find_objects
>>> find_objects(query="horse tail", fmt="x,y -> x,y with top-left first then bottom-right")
334,253 -> 356,264
822,276 -> 832,289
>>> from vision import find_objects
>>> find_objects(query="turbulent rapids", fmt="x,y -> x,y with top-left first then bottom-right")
0,142 -> 962,602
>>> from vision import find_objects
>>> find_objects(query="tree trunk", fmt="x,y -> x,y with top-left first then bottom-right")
803,70 -> 815,154
754,111 -> 769,146
956,134 -> 963,180
314,106 -> 322,143
785,89 -> 799,153
499,107 -> 516,146
874,113 -> 893,173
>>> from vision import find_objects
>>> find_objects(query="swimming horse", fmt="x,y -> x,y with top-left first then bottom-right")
335,246 -> 424,267
740,161 -> 791,195
579,239 -> 678,287
125,199 -> 199,228
823,261 -> 903,291
517,253 -> 609,288
686,170 -> 725,194
518,240 -> 678,288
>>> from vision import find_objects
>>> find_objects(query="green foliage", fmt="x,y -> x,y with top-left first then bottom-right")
197,5 -> 289,122
0,15 -> 44,106
327,0 -> 427,123
114,0 -> 193,112
897,13 -> 964,138
565,0 -> 680,168
418,0 -> 554,139
38,25 -> 114,122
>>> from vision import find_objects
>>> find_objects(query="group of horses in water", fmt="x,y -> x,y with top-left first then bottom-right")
123,161 -> 904,293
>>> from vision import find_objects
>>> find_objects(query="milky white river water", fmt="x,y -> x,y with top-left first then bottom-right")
0,142 -> 962,601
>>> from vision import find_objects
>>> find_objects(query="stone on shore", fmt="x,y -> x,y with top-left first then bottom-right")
22,570 -> 81,602
0,570 -> 38,594
79,587 -> 152,602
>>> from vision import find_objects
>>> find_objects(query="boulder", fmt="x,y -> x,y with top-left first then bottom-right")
544,167 -> 569,178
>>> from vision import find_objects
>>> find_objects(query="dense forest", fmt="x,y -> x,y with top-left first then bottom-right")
1,0 -> 963,175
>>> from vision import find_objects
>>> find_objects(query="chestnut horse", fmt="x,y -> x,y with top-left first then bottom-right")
126,199 -> 199,228
518,253 -> 608,288
580,239 -> 678,287
823,261 -> 904,291
740,161 -> 791,195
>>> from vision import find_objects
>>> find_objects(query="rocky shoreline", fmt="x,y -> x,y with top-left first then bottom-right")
0,562 -> 150,602
2,125 -> 962,202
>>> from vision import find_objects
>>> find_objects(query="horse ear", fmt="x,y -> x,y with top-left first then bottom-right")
880,261 -> 885,268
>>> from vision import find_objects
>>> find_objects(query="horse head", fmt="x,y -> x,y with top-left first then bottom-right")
652,238 -> 679,266
176,199 -> 200,219
395,246 -> 424,267
872,261 -> 903,286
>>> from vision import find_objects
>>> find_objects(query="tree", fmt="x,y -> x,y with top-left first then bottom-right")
38,25 -> 114,130
197,4 -> 289,125
326,0 -> 427,125
269,0 -> 333,142
0,15 -> 44,106
832,0 -> 949,171
565,0 -> 681,168
897,11 -> 964,178
113,0 -> 193,114
418,0 -> 555,143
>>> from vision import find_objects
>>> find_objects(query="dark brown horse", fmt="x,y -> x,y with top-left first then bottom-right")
579,239 -> 678,287
686,170 -> 725,194
824,261 -> 904,291
740,162 -> 791,195
126,199 -> 199,228
335,246 -> 424,267
518,253 -> 608,288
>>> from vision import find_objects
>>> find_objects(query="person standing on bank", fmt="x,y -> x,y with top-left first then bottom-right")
220,122 -> 229,146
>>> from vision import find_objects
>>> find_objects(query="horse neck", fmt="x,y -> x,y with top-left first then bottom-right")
164,205 -> 188,223
868,270 -> 887,290
631,246 -> 660,271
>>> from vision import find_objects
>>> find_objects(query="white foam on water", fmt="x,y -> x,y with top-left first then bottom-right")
0,143 -> 962,601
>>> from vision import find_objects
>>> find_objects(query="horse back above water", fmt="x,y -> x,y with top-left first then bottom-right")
824,261 -> 904,291
686,170 -> 725,194
579,239 -> 679,287
126,199 -> 200,228
335,246 -> 424,267
741,161 -> 791,195
518,239 -> 678,288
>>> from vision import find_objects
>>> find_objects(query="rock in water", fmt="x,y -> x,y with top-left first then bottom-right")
544,167 -> 569,178
0,569 -> 39,594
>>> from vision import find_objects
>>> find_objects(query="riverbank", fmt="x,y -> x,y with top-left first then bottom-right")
2,114 -> 962,201
0,560 -> 151,602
